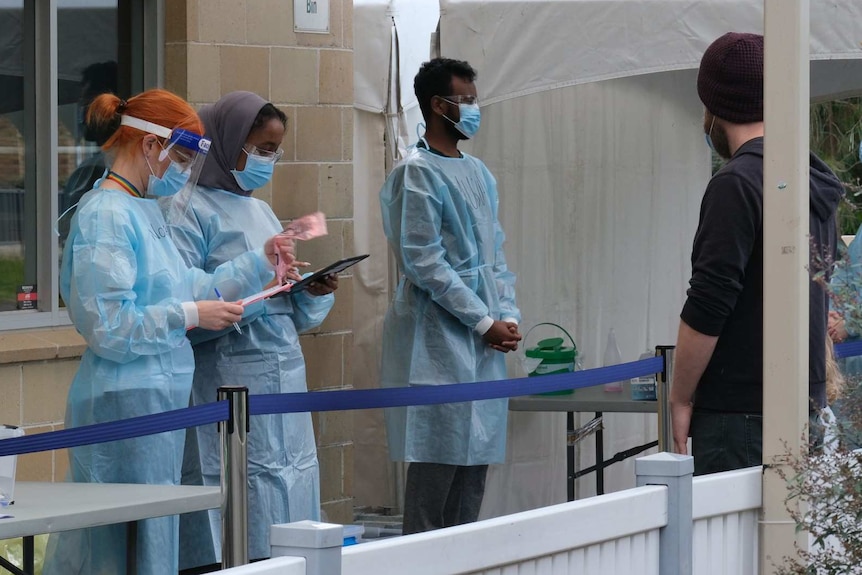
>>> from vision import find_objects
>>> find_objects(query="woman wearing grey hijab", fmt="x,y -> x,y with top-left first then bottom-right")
167,91 -> 338,570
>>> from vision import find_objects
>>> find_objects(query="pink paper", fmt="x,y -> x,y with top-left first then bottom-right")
277,212 -> 328,283
241,282 -> 293,307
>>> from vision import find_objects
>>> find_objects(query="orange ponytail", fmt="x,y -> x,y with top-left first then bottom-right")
86,88 -> 204,152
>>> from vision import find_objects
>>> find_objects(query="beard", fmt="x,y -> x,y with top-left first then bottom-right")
703,112 -> 733,159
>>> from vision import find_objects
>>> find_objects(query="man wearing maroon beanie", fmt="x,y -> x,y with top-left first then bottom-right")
669,33 -> 843,475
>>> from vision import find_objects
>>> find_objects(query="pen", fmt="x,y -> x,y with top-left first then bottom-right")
214,287 -> 243,335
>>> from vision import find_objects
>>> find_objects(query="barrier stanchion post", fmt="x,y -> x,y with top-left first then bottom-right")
655,346 -> 675,452
219,385 -> 249,568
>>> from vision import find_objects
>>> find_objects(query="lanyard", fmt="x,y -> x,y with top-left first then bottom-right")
106,171 -> 143,198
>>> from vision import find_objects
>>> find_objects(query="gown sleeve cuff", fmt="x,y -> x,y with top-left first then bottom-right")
257,247 -> 276,270
502,317 -> 518,325
474,316 -> 494,335
182,301 -> 199,329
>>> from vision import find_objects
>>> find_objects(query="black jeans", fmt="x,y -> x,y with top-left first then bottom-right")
691,410 -> 824,476
690,411 -> 763,476
402,463 -> 489,535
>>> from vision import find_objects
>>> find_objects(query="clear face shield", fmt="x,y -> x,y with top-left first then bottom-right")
157,128 -> 212,226
117,115 -> 212,225
160,128 -> 211,185
116,115 -> 211,197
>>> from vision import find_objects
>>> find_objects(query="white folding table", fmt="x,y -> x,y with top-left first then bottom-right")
0,482 -> 220,575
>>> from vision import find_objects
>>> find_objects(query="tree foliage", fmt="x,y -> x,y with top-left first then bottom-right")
810,98 -> 862,235
711,98 -> 862,235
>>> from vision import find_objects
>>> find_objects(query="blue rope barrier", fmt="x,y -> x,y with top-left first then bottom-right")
0,401 -> 229,458
835,340 -> 862,359
10,339 -> 858,458
0,356 -> 664,457
250,356 -> 665,415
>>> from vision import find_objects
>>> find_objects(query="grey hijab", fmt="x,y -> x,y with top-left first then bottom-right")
197,91 -> 268,195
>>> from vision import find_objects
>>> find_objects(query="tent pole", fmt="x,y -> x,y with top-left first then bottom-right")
761,0 -> 810,571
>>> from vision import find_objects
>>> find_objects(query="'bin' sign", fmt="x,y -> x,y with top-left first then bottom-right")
294,0 -> 329,34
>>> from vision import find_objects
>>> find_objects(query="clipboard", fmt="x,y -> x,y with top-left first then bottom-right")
240,255 -> 369,306
288,254 -> 370,295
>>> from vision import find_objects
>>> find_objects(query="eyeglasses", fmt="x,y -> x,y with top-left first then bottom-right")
159,141 -> 194,168
439,95 -> 479,106
171,148 -> 194,167
243,144 -> 284,164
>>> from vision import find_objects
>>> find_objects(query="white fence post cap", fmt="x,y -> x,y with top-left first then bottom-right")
636,452 -> 694,477
270,520 -> 344,548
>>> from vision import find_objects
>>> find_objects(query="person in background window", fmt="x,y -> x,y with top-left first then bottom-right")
57,60 -> 118,241
43,88 -> 297,575
167,91 -> 337,571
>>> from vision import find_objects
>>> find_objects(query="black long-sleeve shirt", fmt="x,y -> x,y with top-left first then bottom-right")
681,138 -> 842,413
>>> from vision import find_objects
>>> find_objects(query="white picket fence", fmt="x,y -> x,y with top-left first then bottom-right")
692,467 -> 761,575
216,556 -> 307,574
218,462 -> 763,575
342,485 -> 666,575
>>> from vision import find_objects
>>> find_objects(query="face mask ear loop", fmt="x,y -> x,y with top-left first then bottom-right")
441,113 -> 458,127
416,123 -> 430,150
707,115 -> 716,140
144,149 -> 158,180
434,95 -> 461,130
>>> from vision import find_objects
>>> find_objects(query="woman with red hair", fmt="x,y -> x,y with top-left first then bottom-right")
43,89 -> 296,575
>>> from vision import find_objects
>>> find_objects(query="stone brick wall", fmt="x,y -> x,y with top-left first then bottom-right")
0,329 -> 87,484
164,0 -> 355,524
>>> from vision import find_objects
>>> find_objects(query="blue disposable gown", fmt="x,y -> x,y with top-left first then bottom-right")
380,146 -> 520,466
829,231 -> 862,448
168,187 -> 332,566
43,187 -> 274,575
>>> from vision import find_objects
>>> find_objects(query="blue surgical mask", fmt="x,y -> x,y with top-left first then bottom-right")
705,133 -> 716,153
444,103 -> 481,139
147,159 -> 190,197
231,152 -> 275,192
858,139 -> 862,164
704,115 -> 716,153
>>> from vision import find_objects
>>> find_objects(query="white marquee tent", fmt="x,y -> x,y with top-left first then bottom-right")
352,0 -> 862,517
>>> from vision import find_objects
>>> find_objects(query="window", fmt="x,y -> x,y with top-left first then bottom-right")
0,0 -> 161,329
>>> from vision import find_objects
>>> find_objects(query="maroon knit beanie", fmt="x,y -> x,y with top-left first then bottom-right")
697,32 -> 764,123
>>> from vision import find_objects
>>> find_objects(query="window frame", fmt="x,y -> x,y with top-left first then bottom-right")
1,0 -> 163,331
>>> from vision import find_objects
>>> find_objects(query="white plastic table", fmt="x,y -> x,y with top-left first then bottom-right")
0,482 -> 220,575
